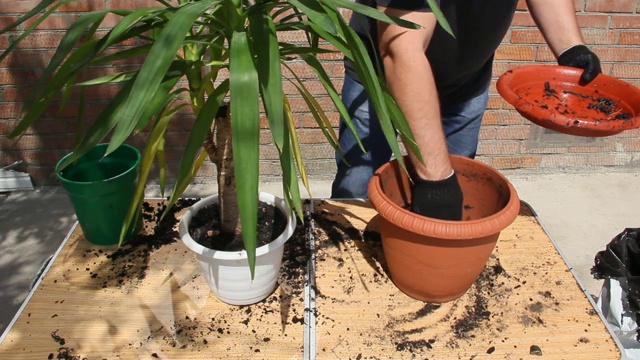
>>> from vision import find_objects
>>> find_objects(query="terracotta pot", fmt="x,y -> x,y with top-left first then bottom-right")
368,155 -> 520,303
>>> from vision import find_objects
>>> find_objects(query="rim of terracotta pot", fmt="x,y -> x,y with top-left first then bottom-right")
178,192 -> 297,260
368,155 -> 520,240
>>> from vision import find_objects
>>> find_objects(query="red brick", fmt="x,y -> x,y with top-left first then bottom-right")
611,64 -> 640,79
581,29 -> 619,44
23,13 -> 82,30
482,111 -> 526,126
495,126 -> 530,141
586,0 -> 636,13
57,0 -> 107,12
492,156 -> 541,169
0,16 -> 19,29
619,139 -> 640,152
1,1 -> 48,14
0,31 -> 66,50
568,143 -> 616,153
110,0 -> 162,9
574,0 -> 586,12
521,143 -> 569,154
510,13 -> 535,27
620,31 -> 640,45
494,45 -> 536,61
0,104 -> 23,120
476,141 -> 521,156
611,15 -> 640,29
594,47 -> 640,62
486,95 -> 505,111
535,47 -> 557,62
576,14 -> 610,28
510,29 -> 545,44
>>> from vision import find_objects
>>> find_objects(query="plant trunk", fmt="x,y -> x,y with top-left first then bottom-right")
202,103 -> 239,237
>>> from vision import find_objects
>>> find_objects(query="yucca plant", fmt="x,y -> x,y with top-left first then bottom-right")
1,0 -> 449,278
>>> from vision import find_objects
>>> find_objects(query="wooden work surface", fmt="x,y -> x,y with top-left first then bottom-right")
0,199 -> 621,359
0,200 -> 308,359
311,200 -> 620,359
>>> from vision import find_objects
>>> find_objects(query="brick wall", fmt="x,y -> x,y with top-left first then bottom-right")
482,0 -> 640,170
0,0 -> 639,187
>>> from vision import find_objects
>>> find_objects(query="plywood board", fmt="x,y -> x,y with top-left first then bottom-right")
0,199 -> 621,359
312,200 -> 620,359
0,200 -> 308,359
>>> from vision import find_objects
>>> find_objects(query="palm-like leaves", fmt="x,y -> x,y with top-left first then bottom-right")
1,0 -> 450,278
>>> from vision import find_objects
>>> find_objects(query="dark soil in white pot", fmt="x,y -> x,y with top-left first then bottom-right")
187,200 -> 287,251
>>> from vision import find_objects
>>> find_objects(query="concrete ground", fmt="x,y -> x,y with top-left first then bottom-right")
1,169 -> 639,336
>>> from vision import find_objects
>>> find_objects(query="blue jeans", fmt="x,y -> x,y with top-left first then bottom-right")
331,74 -> 489,198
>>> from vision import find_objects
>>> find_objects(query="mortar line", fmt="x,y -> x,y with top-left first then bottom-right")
303,199 -> 317,360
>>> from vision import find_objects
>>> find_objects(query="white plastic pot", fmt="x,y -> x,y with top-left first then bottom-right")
179,192 -> 296,305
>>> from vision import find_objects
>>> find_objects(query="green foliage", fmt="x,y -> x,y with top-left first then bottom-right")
1,0 -> 450,278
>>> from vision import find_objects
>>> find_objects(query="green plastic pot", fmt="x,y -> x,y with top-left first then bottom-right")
56,143 -> 142,246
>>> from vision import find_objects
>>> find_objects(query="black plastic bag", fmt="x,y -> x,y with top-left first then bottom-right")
592,228 -> 640,313
591,228 -> 640,313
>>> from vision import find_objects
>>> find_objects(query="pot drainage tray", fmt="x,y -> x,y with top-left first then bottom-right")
497,65 -> 640,137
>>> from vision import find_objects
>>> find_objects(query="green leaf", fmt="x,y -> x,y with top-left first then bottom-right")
37,11 -> 109,90
287,0 -> 337,36
0,0 -> 62,63
167,79 -> 230,208
230,30 -> 260,279
283,97 -> 307,216
0,0 -> 57,35
299,53 -> 354,152
326,0 -> 420,30
119,101 -> 177,246
54,78 -> 136,169
248,11 -> 284,150
425,0 -> 454,37
91,44 -> 154,65
76,72 -> 136,86
106,0 -> 221,155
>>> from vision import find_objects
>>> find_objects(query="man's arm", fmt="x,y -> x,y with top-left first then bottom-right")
377,8 -> 463,221
377,7 -> 451,181
527,0 -> 601,84
526,0 -> 584,56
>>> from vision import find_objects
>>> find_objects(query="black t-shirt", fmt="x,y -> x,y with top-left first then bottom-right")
345,0 -> 519,106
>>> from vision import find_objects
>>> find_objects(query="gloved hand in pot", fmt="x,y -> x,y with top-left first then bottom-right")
410,171 -> 463,221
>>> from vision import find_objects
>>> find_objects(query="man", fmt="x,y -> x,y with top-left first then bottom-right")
331,0 -> 601,220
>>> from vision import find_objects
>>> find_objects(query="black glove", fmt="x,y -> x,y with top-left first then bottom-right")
557,44 -> 602,85
411,172 -> 463,221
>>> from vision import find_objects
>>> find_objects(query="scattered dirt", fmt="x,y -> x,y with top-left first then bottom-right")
50,199 -> 310,358
541,82 -> 632,121
49,330 -> 79,360
563,89 -> 631,120
69,198 -> 198,290
187,200 -> 286,251
20,199 -> 617,358
309,200 -> 608,359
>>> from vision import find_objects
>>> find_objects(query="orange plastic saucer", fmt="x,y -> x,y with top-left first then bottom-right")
497,65 -> 640,137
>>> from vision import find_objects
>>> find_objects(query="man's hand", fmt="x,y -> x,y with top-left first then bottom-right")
557,45 -> 602,85
411,172 -> 463,221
